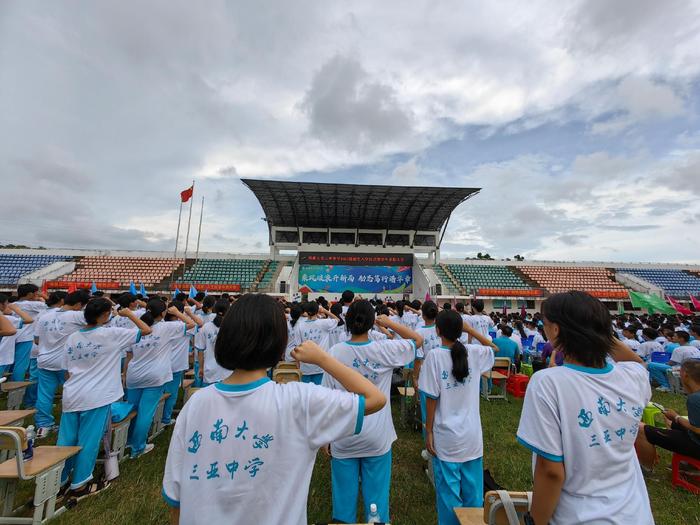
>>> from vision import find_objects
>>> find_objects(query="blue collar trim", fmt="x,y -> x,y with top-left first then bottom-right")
80,326 -> 100,332
346,341 -> 371,346
215,377 -> 270,392
563,362 -> 614,374
421,324 -> 435,328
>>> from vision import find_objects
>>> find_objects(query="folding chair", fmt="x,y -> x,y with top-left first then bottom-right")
481,358 -> 511,401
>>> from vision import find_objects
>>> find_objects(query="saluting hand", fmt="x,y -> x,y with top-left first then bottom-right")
291,341 -> 326,366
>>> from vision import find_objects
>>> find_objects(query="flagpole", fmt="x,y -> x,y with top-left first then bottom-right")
171,199 -> 184,287
182,180 -> 195,282
195,196 -> 204,264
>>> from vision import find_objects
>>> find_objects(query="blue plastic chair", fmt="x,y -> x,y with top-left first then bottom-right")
651,352 -> 671,364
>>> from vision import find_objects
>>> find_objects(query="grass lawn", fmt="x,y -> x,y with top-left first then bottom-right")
7,389 -> 698,524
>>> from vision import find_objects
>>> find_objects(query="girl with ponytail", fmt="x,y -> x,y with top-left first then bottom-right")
194,299 -> 230,386
322,300 -> 424,524
124,298 -> 196,458
418,309 -> 498,525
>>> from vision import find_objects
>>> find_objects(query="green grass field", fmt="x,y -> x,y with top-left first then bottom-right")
8,390 -> 700,524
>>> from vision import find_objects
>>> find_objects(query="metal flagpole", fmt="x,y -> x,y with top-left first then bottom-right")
182,180 -> 195,282
171,199 -> 184,287
195,196 -> 204,264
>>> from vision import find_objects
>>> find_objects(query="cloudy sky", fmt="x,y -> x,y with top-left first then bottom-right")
2,1 -> 699,263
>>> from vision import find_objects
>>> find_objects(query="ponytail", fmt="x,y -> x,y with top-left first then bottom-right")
140,311 -> 156,327
289,304 -> 303,327
141,298 -> 166,327
451,340 -> 469,382
212,299 -> 230,328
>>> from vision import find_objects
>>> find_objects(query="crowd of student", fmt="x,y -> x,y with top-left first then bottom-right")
0,285 -> 698,524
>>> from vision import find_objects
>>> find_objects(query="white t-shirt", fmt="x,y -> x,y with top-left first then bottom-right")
0,317 -> 23,366
516,362 -> 653,525
418,344 -> 494,462
465,314 -> 494,340
31,307 -> 61,358
415,324 -> 440,360
638,340 -> 662,361
194,322 -> 230,384
690,339 -> 700,349
323,338 -> 415,458
14,300 -> 48,343
293,318 -> 338,376
670,345 -> 700,365
162,379 -> 363,525
126,321 -> 187,388
328,324 -> 349,349
35,309 -> 86,371
398,311 -> 420,331
62,326 -> 141,412
169,322 -> 198,373
621,337 -> 641,352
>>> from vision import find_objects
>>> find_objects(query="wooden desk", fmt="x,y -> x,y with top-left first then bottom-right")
0,410 -> 35,428
0,446 -> 81,479
454,507 -> 485,525
0,382 -> 35,410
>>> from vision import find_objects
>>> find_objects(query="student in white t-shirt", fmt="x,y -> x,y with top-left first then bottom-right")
638,328 -> 663,362
621,327 -> 641,352
162,301 -> 203,426
195,300 -> 231,386
34,290 -> 90,438
465,299 -> 495,342
162,294 -> 385,525
516,291 -> 653,525
57,298 -> 151,497
690,324 -> 700,348
0,295 -> 34,374
285,303 -> 303,362
293,301 -> 340,384
413,300 -> 441,437
125,299 -> 197,458
323,300 -> 424,524
328,302 -> 348,348
12,284 -> 47,382
418,309 -> 497,525
191,296 -> 216,380
0,307 -> 19,338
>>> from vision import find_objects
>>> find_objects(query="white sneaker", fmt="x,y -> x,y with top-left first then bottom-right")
655,386 -> 671,393
421,449 -> 432,461
131,444 -> 155,459
36,427 -> 52,439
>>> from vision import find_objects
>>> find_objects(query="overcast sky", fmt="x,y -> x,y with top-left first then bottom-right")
2,1 -> 699,263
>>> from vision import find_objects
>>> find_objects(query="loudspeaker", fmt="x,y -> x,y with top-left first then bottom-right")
279,281 -> 287,293
435,283 -> 442,295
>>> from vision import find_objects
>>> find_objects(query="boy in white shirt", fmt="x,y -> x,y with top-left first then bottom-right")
162,294 -> 385,525
292,301 -> 339,384
12,284 -> 47,382
465,299 -> 495,342
0,295 -> 34,374
516,291 -> 652,525
621,327 -> 641,352
194,300 -> 231,386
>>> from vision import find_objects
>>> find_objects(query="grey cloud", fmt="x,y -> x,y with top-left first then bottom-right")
300,55 -> 413,151
557,234 -> 587,246
602,225 -> 660,232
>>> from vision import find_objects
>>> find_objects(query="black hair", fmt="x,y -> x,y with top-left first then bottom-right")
194,292 -> 206,301
455,302 -> 465,313
140,298 -> 167,326
202,296 -> 216,311
341,290 -> 355,304
436,310 -> 469,382
165,299 -> 185,321
642,327 -> 658,340
46,291 -> 67,307
0,293 -> 8,305
675,330 -> 690,343
421,301 -> 438,321
411,299 -> 422,310
514,320 -> 527,340
330,302 -> 345,327
691,324 -> 700,336
396,300 -> 405,318
289,303 -> 303,327
346,300 -> 375,335
471,299 -> 485,313
17,283 -> 38,298
376,304 -> 390,316
65,290 -> 90,307
501,325 -> 513,337
175,293 -> 188,302
542,291 -> 613,368
212,299 -> 230,328
92,291 -> 105,297
681,359 -> 700,384
117,293 -> 137,309
305,301 -> 319,317
215,294 -> 287,371
84,298 -> 113,325
443,302 -> 452,310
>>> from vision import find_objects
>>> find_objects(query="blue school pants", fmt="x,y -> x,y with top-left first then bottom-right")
161,371 -> 183,424
126,386 -> 163,456
432,456 -> 483,525
35,369 -> 65,429
193,348 -> 201,386
23,358 -> 38,407
57,405 -> 111,489
420,391 -> 427,438
302,373 -> 323,385
11,341 -> 32,381
648,363 -> 671,388
331,450 -> 392,524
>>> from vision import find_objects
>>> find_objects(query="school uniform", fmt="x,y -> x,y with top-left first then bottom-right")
194,322 -> 230,386
517,362 -> 653,525
12,300 -> 47,382
162,322 -> 198,424
419,344 -> 495,525
621,337 -> 641,352
58,326 -> 141,489
26,308 -> 63,408
638,340 -> 662,362
323,338 -> 416,524
192,312 -> 214,381
34,309 -> 86,430
464,314 -> 494,341
293,318 -> 337,384
0,316 -> 23,374
162,378 -> 364,525
415,324 -> 441,437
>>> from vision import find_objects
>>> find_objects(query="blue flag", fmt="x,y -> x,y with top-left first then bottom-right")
174,287 -> 182,297
90,282 -> 98,294
129,281 -> 137,295
189,284 -> 198,299
139,283 -> 147,297
204,289 -> 209,297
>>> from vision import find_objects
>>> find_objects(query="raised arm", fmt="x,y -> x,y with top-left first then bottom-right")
183,305 -> 203,328
119,308 -> 153,336
167,306 -> 196,331
319,306 -> 339,322
609,339 -> 645,366
292,341 -> 386,415
462,321 -> 498,351
6,303 -> 34,325
376,315 -> 424,349
0,312 -> 17,337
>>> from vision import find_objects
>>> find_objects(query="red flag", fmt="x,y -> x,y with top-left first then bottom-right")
691,295 -> 700,311
425,291 -> 432,303
180,185 -> 194,203
668,295 -> 692,315
67,282 -> 77,293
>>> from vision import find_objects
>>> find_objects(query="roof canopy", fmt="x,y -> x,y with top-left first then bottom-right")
242,179 -> 480,232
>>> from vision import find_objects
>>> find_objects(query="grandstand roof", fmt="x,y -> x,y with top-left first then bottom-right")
242,179 -> 480,232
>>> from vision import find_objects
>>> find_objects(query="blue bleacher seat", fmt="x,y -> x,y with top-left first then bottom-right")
0,254 -> 70,285
617,268 -> 700,297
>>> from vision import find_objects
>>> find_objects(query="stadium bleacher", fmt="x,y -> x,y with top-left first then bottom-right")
0,254 -> 71,285
445,264 -> 531,293
431,265 -> 459,294
180,259 -> 271,288
517,266 -> 627,297
616,268 -> 700,298
63,256 -> 183,286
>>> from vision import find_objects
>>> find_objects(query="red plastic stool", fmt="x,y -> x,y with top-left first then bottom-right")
506,374 -> 529,398
671,453 -> 700,494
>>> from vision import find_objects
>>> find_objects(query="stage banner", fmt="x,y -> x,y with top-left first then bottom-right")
298,252 -> 413,294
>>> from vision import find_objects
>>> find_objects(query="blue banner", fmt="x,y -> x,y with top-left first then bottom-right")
299,264 -> 412,294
